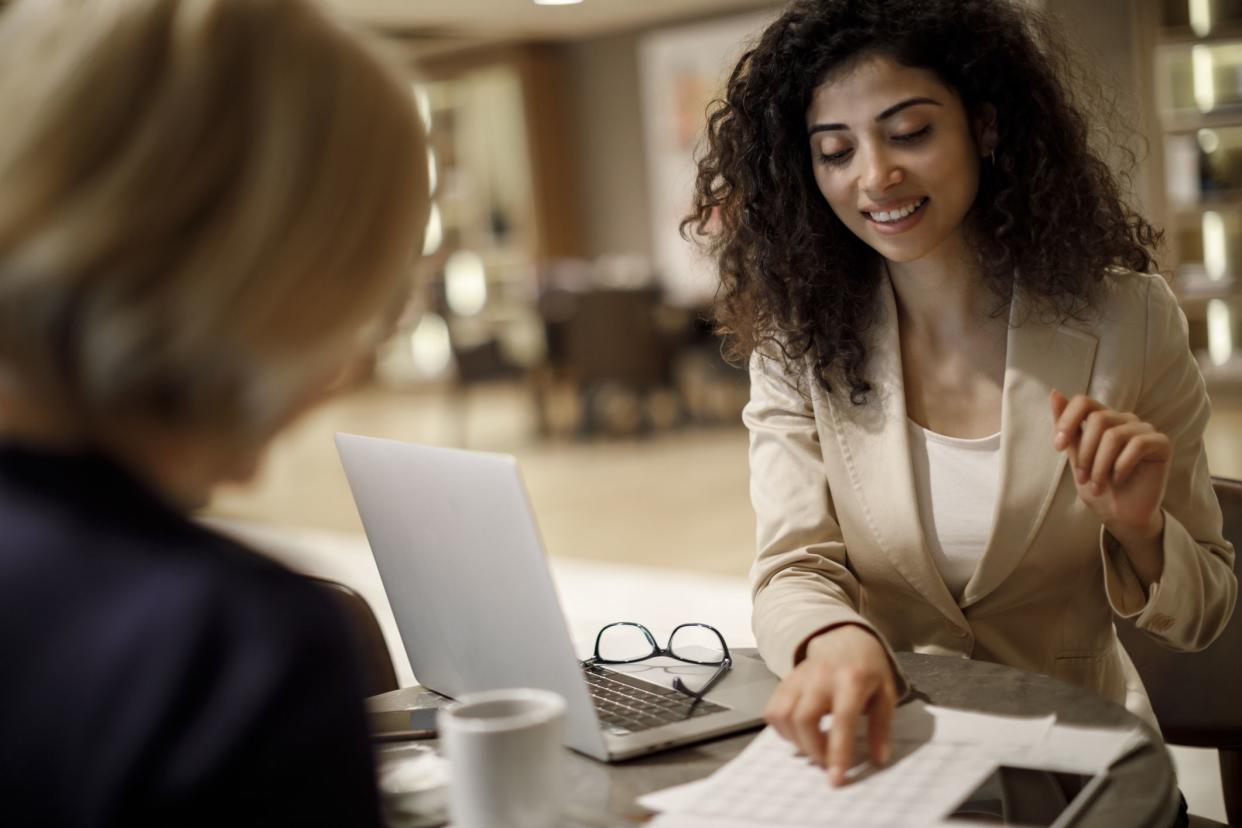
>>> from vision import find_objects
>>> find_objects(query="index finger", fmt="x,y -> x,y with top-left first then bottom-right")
1054,393 -> 1103,438
1050,389 -> 1069,419
826,680 -> 867,786
790,688 -> 832,767
866,685 -> 896,767
1050,390 -> 1070,451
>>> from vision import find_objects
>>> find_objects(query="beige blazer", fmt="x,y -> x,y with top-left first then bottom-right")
745,269 -> 1238,727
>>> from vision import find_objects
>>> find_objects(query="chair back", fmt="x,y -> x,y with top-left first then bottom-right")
1115,476 -> 1242,823
564,287 -> 671,387
311,577 -> 399,697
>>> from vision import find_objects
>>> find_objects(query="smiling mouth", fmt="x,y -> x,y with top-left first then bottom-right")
863,197 -> 928,224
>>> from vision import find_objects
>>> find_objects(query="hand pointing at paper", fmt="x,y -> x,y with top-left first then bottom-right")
762,624 -> 897,786
1049,390 -> 1170,587
764,390 -> 1174,787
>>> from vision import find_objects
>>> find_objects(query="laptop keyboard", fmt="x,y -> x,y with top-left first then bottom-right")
583,664 -> 729,734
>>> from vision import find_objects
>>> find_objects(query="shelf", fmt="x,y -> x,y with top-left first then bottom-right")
1175,277 -> 1239,304
1172,195 -> 1242,223
1160,25 -> 1242,45
1161,108 -> 1242,132
1157,4 -> 1242,367
1178,190 -> 1242,207
1197,351 -> 1242,384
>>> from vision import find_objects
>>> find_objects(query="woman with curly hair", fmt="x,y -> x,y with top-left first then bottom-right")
686,0 -> 1237,797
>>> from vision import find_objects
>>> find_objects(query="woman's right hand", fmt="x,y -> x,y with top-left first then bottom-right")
762,624 -> 898,786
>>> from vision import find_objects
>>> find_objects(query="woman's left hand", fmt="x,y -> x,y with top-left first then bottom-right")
1049,390 -> 1171,545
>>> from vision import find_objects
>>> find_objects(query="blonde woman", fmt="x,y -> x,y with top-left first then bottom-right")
0,0 -> 428,824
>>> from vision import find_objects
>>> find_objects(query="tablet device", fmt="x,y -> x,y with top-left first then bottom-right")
945,765 -> 1108,827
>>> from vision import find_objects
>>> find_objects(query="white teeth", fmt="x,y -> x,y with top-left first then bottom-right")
869,198 -> 926,223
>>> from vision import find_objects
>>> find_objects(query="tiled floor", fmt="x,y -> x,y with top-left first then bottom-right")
203,379 -> 1238,823
207,382 -> 756,575
207,381 -> 1242,543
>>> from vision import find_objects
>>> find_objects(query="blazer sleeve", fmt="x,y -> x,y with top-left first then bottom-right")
745,351 -> 910,693
1100,274 -> 1238,649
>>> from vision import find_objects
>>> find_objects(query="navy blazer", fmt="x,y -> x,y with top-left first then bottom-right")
0,445 -> 382,826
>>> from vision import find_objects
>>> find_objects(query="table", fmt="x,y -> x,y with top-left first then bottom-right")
378,651 -> 1179,827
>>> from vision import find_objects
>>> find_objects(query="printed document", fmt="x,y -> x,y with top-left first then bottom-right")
639,701 -> 1146,827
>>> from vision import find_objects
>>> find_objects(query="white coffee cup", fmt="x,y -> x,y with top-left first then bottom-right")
437,688 -> 567,828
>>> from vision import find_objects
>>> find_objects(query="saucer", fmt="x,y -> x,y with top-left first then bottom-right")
377,743 -> 450,827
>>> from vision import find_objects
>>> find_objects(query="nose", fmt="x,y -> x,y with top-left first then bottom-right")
858,144 -> 904,194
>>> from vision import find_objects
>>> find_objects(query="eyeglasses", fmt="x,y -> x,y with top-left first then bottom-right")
582,621 -> 732,703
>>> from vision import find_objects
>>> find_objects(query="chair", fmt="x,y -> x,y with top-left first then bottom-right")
310,577 -> 399,697
560,286 -> 679,436
1115,476 -> 1242,826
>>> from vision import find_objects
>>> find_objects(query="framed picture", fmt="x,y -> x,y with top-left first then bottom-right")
638,9 -> 777,307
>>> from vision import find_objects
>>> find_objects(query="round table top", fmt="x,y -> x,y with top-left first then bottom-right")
557,651 -> 1178,827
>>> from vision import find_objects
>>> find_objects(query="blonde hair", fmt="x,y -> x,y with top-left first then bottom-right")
0,0 -> 428,441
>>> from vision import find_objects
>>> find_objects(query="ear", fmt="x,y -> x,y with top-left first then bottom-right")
973,103 -> 998,157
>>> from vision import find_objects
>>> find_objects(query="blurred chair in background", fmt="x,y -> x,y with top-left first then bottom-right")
563,285 -> 679,436
1116,476 -> 1242,826
427,269 -> 529,445
528,257 -> 751,440
533,258 -> 689,438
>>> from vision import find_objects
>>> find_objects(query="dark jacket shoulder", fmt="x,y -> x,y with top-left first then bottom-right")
0,446 -> 381,827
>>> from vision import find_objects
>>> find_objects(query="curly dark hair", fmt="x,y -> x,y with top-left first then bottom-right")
683,0 -> 1161,404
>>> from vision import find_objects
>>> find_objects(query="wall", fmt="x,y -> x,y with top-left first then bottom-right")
559,4 -> 781,266
562,33 -> 654,262
1045,0 -> 1160,218
558,1 -> 1155,262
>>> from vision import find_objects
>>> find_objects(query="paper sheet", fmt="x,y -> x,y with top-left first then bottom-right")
637,778 -> 713,813
639,701 -> 1147,828
1023,721 -> 1149,773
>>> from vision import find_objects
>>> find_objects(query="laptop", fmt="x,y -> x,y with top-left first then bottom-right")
334,432 -> 779,761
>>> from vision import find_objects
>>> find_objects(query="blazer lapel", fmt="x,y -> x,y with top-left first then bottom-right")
826,276 -> 964,623
959,297 -> 1098,608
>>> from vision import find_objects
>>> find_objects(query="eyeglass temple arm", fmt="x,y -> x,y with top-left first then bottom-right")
673,655 -> 732,703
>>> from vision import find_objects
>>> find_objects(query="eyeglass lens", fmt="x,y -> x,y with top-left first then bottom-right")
595,622 -> 727,665
668,624 -> 727,665
595,623 -> 659,662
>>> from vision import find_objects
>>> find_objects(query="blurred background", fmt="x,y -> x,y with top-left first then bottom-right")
205,0 -> 1242,573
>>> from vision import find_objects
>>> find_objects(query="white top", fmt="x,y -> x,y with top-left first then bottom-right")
906,419 -> 1002,600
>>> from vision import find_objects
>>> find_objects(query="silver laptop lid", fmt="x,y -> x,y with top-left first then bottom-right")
334,433 -> 606,758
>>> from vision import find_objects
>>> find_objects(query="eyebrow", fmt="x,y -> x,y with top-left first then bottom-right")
807,97 -> 942,136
